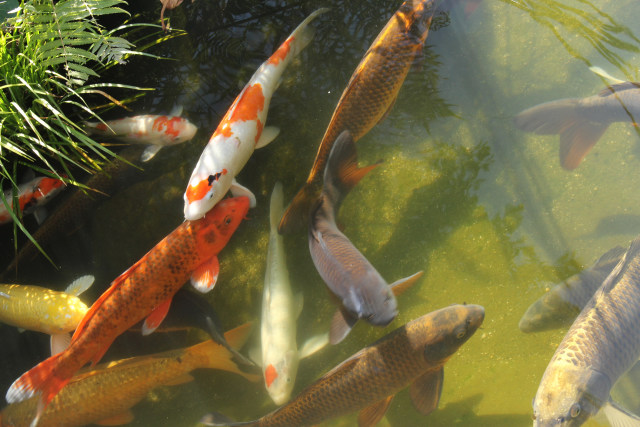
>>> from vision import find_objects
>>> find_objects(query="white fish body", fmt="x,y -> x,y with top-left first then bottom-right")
183,9 -> 328,220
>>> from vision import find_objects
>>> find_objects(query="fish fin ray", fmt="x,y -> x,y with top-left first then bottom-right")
191,256 -> 220,293
142,297 -> 173,335
94,410 -> 135,425
602,399 -> 640,427
595,246 -> 626,265
140,145 -> 163,162
64,274 -> 95,296
230,179 -> 256,208
410,367 -> 444,415
330,306 -> 358,344
390,271 -> 424,297
255,126 -> 280,149
358,395 -> 394,427
50,333 -> 71,355
299,332 -> 329,359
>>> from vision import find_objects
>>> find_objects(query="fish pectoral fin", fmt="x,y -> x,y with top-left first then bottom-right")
142,297 -> 173,336
163,373 -> 195,386
298,332 -> 329,359
94,410 -> 135,426
50,333 -> 71,355
191,256 -> 220,293
410,368 -> 444,415
248,346 -> 262,367
255,126 -> 280,149
390,271 -> 424,297
357,395 -> 394,427
33,207 -> 48,225
294,292 -> 304,319
64,274 -> 95,296
230,179 -> 257,208
140,145 -> 163,162
601,399 -> 640,427
329,307 -> 358,345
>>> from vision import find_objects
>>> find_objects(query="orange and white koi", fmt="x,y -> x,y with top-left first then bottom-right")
84,112 -> 198,162
0,176 -> 66,225
0,323 -> 258,427
183,9 -> 328,221
0,276 -> 94,355
5,196 -> 250,427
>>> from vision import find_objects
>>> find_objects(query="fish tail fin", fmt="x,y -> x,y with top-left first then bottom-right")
6,352 -> 69,423
269,182 -> 284,232
514,99 -> 609,169
194,323 -> 260,383
288,8 -> 329,56
278,183 -> 320,234
324,130 -> 380,206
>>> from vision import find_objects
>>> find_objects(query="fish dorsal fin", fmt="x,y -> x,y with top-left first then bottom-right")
64,274 -> 95,296
298,332 -> 329,359
390,271 -> 424,297
358,395 -> 394,427
595,246 -> 626,266
95,410 -> 135,426
601,399 -> 640,427
256,126 -> 280,149
597,239 -> 637,296
598,82 -> 640,97
142,297 -> 173,336
410,367 -> 444,415
329,306 -> 358,345
191,256 -> 220,293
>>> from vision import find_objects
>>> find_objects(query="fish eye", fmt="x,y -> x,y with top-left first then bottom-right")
455,326 -> 466,339
570,403 -> 581,418
224,215 -> 232,225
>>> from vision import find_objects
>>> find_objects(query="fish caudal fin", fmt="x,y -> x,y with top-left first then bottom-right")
6,352 -> 68,425
514,99 -> 609,170
287,8 -> 329,57
324,130 -> 380,207
278,182 -> 320,234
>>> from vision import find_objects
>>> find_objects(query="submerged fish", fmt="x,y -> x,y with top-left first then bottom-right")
515,82 -> 640,170
0,323 -> 259,427
532,236 -> 640,426
183,9 -> 327,221
0,276 -> 94,355
202,304 -> 484,427
0,176 -> 66,225
5,196 -> 250,426
279,0 -> 440,233
84,112 -> 198,162
519,246 -> 625,333
259,182 -> 328,405
309,131 -> 423,344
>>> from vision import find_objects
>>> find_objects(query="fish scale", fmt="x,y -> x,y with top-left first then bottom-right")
533,236 -> 640,426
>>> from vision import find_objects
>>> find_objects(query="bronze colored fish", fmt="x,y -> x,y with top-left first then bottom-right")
532,236 -> 640,426
519,246 -> 625,333
0,323 -> 258,427
202,304 -> 485,427
309,131 -> 423,344
278,0 -> 440,233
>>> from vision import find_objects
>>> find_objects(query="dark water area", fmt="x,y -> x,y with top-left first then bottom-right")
2,0 -> 640,425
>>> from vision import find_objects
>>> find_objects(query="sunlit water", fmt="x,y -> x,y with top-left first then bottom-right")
2,0 -> 640,426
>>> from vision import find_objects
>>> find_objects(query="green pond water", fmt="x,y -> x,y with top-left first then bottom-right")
3,0 -> 640,426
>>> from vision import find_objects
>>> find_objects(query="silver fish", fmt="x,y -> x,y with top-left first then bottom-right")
532,236 -> 640,426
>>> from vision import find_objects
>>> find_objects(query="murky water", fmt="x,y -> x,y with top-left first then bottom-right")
2,0 -> 640,425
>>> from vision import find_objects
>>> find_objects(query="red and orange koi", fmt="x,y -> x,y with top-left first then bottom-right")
182,9 -> 328,221
0,176 -> 65,225
5,196 -> 250,427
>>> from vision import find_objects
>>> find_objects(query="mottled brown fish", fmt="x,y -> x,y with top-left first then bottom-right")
278,0 -> 440,233
519,246 -> 625,333
533,236 -> 640,426
0,323 -> 259,427
309,131 -> 423,344
202,304 -> 485,427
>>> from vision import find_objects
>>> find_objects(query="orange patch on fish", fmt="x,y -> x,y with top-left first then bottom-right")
228,84 -> 265,124
265,364 -> 278,387
34,178 -> 64,199
267,36 -> 294,66
255,120 -> 263,144
153,116 -> 182,138
96,123 -> 108,131
185,170 -> 228,203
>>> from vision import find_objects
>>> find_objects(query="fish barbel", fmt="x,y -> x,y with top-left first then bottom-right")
279,0 -> 440,233
0,323 -> 259,427
519,246 -> 625,333
183,9 -> 327,221
515,82 -> 640,170
533,236 -> 640,426
5,196 -> 250,426
202,304 -> 484,427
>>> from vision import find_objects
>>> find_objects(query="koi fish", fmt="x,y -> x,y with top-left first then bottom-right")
533,236 -> 640,426
202,304 -> 485,427
519,246 -> 625,333
84,110 -> 198,162
183,8 -> 328,221
309,131 -> 423,344
0,176 -> 66,225
0,323 -> 259,427
5,196 -> 250,427
515,82 -> 640,170
0,275 -> 94,355
279,0 -> 440,233
258,182 -> 328,405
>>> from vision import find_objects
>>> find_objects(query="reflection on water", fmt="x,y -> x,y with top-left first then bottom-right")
1,0 -> 640,426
